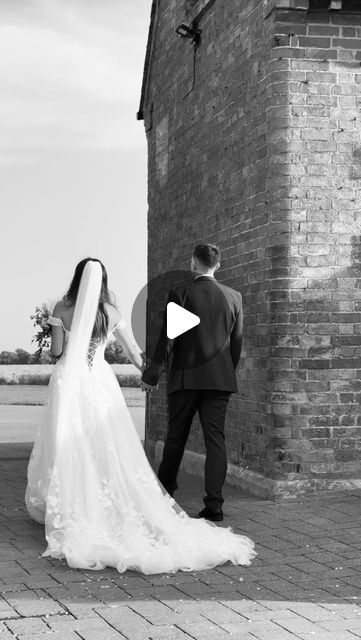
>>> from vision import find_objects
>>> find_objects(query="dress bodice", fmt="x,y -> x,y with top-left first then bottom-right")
47,316 -> 126,367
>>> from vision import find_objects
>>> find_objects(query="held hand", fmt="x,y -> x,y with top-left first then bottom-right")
140,354 -> 158,391
140,380 -> 158,393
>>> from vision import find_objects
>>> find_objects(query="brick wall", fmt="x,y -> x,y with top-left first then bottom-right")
140,0 -> 361,496
268,5 -> 361,484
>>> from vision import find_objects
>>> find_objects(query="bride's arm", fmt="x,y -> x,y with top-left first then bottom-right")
110,308 -> 143,371
48,302 -> 64,358
114,325 -> 143,371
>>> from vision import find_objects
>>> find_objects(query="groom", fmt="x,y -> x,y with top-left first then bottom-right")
141,244 -> 243,522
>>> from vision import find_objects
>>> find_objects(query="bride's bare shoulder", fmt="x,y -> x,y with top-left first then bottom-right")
52,298 -> 70,317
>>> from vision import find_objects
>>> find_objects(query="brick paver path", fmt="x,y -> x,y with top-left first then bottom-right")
2,444 -> 361,639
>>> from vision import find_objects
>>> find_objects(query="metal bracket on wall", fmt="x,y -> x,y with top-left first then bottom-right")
175,22 -> 202,46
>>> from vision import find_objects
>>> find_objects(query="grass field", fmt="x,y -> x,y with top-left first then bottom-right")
0,364 -> 144,407
0,385 -> 145,407
0,364 -> 141,387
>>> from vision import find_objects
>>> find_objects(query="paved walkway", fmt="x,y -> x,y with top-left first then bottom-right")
2,449 -> 361,640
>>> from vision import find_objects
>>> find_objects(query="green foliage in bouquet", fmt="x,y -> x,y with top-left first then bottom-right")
30,304 -> 52,354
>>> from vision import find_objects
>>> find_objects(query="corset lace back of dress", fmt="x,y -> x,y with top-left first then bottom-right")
87,339 -> 103,368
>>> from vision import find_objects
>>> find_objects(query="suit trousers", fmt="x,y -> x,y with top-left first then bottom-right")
158,389 -> 231,510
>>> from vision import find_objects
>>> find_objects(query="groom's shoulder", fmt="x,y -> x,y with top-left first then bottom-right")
216,281 -> 242,306
169,280 -> 194,302
171,279 -> 242,309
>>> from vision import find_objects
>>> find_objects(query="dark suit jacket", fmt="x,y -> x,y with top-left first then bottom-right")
142,275 -> 243,394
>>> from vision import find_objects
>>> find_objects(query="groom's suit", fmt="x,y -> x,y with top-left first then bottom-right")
141,275 -> 243,511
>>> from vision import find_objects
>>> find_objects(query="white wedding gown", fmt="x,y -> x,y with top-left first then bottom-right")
25,317 -> 256,575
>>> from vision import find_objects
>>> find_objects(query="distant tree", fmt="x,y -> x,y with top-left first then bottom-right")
0,349 -> 34,364
29,350 -> 41,364
38,350 -> 53,364
0,351 -> 14,364
105,341 -> 130,364
13,348 -> 33,364
29,349 -> 53,364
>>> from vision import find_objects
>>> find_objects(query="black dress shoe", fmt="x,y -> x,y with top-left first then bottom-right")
198,507 -> 224,522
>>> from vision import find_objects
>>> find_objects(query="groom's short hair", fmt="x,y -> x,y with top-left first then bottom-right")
193,243 -> 221,268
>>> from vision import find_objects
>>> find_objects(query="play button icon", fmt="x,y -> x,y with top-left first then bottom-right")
166,302 -> 200,339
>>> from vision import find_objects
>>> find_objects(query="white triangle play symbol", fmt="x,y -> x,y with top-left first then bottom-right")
167,302 -> 200,339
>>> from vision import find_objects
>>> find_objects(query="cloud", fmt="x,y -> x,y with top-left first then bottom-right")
0,0 -> 148,165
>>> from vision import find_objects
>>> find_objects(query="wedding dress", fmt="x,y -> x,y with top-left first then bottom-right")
25,262 -> 256,574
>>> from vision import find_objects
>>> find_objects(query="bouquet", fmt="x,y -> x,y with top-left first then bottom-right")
30,304 -> 52,354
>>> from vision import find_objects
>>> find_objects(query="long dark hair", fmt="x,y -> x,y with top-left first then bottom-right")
64,258 -> 115,341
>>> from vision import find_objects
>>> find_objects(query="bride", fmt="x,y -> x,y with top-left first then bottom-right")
25,258 -> 256,574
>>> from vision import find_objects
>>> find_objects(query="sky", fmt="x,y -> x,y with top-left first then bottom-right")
0,0 -> 150,351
